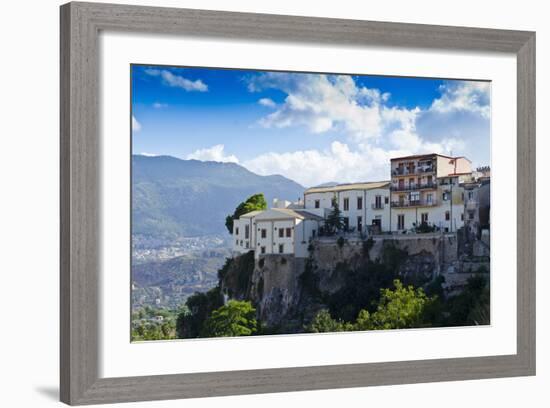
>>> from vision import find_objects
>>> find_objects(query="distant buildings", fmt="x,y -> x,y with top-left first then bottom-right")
232,153 -> 490,258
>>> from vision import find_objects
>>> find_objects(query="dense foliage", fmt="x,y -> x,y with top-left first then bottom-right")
225,193 -> 268,234
307,279 -> 437,332
176,286 -> 224,338
202,300 -> 258,337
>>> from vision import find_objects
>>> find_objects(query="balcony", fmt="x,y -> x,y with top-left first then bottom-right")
392,167 -> 435,176
391,200 -> 438,208
371,203 -> 385,210
390,182 -> 437,192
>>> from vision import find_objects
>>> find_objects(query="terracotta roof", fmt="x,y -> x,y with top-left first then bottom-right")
304,181 -> 390,194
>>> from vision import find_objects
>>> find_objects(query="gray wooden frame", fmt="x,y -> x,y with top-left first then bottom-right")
60,1 -> 536,405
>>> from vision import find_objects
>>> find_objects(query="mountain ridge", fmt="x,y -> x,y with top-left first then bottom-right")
132,154 -> 305,238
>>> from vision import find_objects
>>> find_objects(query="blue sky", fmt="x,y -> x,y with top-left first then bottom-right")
132,65 -> 490,187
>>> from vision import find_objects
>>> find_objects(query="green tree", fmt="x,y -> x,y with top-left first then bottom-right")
176,286 -> 224,338
363,279 -> 436,330
306,309 -> 352,333
201,300 -> 258,337
225,193 -> 268,234
325,195 -> 344,234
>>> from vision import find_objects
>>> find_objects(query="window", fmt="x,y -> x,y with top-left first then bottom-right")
461,213 -> 464,221
260,246 -> 266,254
443,192 -> 449,201
468,191 -> 474,200
261,229 -> 267,239
384,196 -> 389,204
278,244 -> 284,254
245,225 -> 249,239
343,217 -> 349,230
357,196 -> 363,210
279,228 -> 284,238
314,199 -> 320,209
343,197 -> 349,211
357,216 -> 363,231
235,240 -> 238,246
397,214 -> 405,230
375,195 -> 382,209
445,211 -> 450,221
421,213 -> 428,223
286,227 -> 292,238
245,242 -> 249,249
426,193 -> 433,204
469,211 -> 475,220
235,227 -> 239,235
312,229 -> 316,238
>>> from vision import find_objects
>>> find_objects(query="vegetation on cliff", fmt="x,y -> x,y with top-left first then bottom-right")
170,239 -> 489,340
225,193 -> 267,234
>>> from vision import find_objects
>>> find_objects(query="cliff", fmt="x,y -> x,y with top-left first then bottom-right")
219,232 -> 489,332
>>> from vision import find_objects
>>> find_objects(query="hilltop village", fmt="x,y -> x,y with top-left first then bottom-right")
232,153 -> 490,259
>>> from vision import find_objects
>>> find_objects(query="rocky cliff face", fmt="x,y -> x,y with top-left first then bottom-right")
220,231 -> 489,332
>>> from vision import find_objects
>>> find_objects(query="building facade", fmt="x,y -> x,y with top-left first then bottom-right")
303,181 -> 391,235
232,208 -> 324,259
389,154 -> 473,232
231,153 -> 489,259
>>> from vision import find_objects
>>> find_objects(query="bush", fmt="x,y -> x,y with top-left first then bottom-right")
306,309 -> 353,333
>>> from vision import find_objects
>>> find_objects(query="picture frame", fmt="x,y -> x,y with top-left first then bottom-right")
60,1 -> 536,405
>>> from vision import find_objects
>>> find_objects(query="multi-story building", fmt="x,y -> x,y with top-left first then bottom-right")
303,181 -> 391,234
389,154 -> 472,232
232,207 -> 324,259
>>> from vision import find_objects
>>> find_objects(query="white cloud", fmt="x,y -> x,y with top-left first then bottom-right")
139,152 -> 159,157
187,144 -> 239,164
153,102 -> 168,109
145,68 -> 208,92
246,72 -> 415,143
430,81 -> 490,118
258,98 -> 276,108
239,74 -> 490,184
132,115 -> 141,132
243,136 -> 460,187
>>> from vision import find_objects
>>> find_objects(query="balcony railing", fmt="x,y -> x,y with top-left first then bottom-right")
371,203 -> 385,210
392,167 -> 435,176
390,182 -> 437,192
391,200 -> 438,208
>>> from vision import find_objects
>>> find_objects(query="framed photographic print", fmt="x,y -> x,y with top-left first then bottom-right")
60,2 -> 536,405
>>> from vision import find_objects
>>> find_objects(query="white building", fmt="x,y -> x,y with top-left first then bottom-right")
303,181 -> 391,234
232,207 -> 324,259
231,153 -> 487,259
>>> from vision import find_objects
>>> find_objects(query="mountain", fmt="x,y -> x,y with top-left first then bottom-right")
132,155 -> 305,238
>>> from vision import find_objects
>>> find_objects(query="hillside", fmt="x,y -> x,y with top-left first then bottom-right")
132,155 -> 305,238
132,248 -> 230,309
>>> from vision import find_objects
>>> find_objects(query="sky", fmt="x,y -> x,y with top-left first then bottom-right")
131,65 -> 491,188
